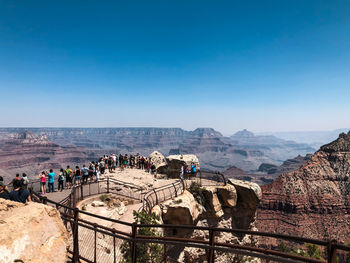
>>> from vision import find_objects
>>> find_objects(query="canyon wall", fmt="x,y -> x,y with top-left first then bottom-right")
257,132 -> 350,242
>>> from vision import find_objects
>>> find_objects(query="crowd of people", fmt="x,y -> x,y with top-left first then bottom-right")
0,174 -> 31,204
0,153 -> 198,203
0,153 -> 159,201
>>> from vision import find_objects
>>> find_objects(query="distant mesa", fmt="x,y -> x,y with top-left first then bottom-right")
231,129 -> 255,138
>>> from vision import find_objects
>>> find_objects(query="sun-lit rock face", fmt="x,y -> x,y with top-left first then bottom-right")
257,131 -> 350,243
0,199 -> 68,263
155,181 -> 261,262
149,150 -> 167,170
0,131 -> 95,182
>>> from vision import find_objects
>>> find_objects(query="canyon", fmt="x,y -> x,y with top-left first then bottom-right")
0,128 -> 315,178
257,131 -> 350,243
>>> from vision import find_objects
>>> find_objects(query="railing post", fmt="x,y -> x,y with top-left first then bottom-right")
107,177 -> 110,193
153,189 -> 158,205
80,184 -> 84,200
208,229 -> 215,263
72,208 -> 80,263
173,183 -> 177,197
131,223 -> 137,263
327,240 -> 337,263
94,223 -> 97,263
72,187 -> 76,208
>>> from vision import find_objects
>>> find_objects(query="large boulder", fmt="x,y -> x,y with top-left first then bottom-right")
166,154 -> 200,178
216,184 -> 237,208
161,190 -> 202,236
0,199 -> 68,263
201,186 -> 224,218
228,179 -> 262,230
149,151 -> 167,173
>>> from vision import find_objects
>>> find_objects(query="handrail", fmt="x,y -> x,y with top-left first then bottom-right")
29,173 -> 350,263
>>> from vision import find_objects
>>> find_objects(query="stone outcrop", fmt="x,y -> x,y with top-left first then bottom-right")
165,154 -> 200,177
0,131 -> 96,182
0,199 -> 68,263
149,151 -> 167,172
228,179 -> 261,230
257,131 -> 350,242
0,127 -> 316,172
155,181 -> 261,262
161,190 -> 202,225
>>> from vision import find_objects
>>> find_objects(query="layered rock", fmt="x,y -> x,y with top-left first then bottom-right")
0,131 -> 96,182
257,132 -> 350,242
0,199 -> 68,263
0,128 -> 315,172
155,180 -> 261,262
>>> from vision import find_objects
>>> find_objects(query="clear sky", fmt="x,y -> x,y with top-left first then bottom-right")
1,0 -> 350,135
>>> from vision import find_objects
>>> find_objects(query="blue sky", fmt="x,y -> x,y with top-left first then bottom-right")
0,0 -> 350,135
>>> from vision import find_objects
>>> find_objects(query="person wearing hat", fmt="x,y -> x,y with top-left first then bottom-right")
0,181 -> 11,200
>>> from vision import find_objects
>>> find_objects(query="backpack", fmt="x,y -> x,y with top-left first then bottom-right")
21,177 -> 29,186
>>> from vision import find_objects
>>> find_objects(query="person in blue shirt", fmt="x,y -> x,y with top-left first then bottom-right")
47,169 -> 55,193
191,163 -> 197,176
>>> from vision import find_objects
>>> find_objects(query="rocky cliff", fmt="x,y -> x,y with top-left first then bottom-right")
0,128 -> 315,173
152,179 -> 262,262
0,199 -> 68,263
0,131 -> 96,181
257,131 -> 350,242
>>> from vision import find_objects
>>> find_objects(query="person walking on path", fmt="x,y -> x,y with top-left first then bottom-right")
47,169 -> 55,193
58,168 -> 65,191
39,171 -> 46,195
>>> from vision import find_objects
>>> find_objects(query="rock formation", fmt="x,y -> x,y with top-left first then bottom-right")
0,127 -> 315,172
149,151 -> 167,172
165,154 -> 200,177
153,180 -> 262,262
257,132 -> 350,242
0,131 -> 96,182
0,199 -> 68,263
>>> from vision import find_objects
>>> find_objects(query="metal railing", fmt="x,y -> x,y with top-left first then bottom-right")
28,174 -> 350,263
142,179 -> 185,214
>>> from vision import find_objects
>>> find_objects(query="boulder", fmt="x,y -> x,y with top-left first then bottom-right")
228,179 -> 262,230
149,151 -> 166,169
91,201 -> 105,207
201,186 -> 224,217
149,151 -> 167,173
0,199 -> 68,263
228,179 -> 261,208
216,184 -> 237,208
161,190 -> 202,236
166,154 -> 200,178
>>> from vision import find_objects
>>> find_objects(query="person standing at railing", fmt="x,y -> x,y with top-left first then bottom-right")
180,165 -> 184,180
74,166 -> 81,185
39,171 -> 46,195
65,166 -> 73,189
58,168 -> 65,191
47,169 -> 55,193
191,163 -> 197,177
21,173 -> 29,190
81,164 -> 89,184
